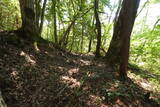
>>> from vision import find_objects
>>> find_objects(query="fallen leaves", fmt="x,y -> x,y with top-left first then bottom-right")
0,42 -> 159,107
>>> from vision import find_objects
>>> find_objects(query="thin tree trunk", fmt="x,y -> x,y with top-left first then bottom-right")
39,0 -> 47,35
102,0 -> 122,47
70,23 -> 75,52
52,0 -> 58,43
88,36 -> 92,52
88,16 -> 94,53
108,0 -> 116,24
47,21 -> 50,40
59,6 -> 93,47
35,0 -> 41,28
94,0 -> 101,58
113,0 -> 122,24
136,0 -> 149,17
152,18 -> 160,32
59,19 -> 76,47
81,25 -> 84,53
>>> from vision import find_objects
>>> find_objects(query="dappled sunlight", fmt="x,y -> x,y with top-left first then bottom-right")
115,98 -> 126,106
87,94 -> 102,106
86,71 -> 96,78
44,51 -> 48,54
33,42 -> 40,52
20,51 -> 36,65
61,76 -> 81,88
108,82 -> 121,91
0,0 -> 160,105
140,82 -> 151,89
79,59 -> 91,66
1,42 -> 159,106
0,35 -> 159,106
128,71 -> 152,91
57,66 -> 64,70
128,71 -> 160,103
10,68 -> 19,80
68,68 -> 79,75
97,63 -> 105,67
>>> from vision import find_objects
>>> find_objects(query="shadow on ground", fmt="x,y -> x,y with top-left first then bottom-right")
0,36 -> 159,107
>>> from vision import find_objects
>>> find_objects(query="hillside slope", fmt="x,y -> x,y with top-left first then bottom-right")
0,35 -> 159,107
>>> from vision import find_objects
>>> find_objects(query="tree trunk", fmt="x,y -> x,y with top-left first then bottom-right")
19,0 -> 39,37
88,36 -> 92,52
59,19 -> 76,47
35,0 -> 41,28
39,0 -> 47,35
94,0 -> 101,58
105,0 -> 140,80
70,23 -> 75,52
52,0 -> 58,43
88,16 -> 95,53
113,0 -> 122,25
81,25 -> 84,53
59,6 -> 93,47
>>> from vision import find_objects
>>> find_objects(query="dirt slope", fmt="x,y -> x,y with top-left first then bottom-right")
0,38 -> 159,107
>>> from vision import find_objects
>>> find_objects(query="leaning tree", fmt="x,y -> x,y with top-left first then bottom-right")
106,0 -> 140,80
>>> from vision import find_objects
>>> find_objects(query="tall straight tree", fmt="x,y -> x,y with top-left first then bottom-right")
52,0 -> 58,43
106,0 -> 140,80
94,0 -> 102,58
19,0 -> 38,37
39,0 -> 47,35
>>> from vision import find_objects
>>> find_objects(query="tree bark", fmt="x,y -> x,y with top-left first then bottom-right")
69,23 -> 75,52
105,0 -> 140,80
94,0 -> 102,58
39,0 -> 47,35
35,0 -> 41,28
81,25 -> 84,53
88,36 -> 92,52
19,0 -> 38,37
113,0 -> 122,25
52,0 -> 58,43
19,0 -> 42,41
88,16 -> 95,53
59,19 -> 76,47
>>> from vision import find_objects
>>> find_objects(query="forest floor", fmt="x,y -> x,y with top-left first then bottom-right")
0,36 -> 160,107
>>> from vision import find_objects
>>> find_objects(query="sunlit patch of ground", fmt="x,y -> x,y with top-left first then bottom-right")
128,71 -> 160,104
